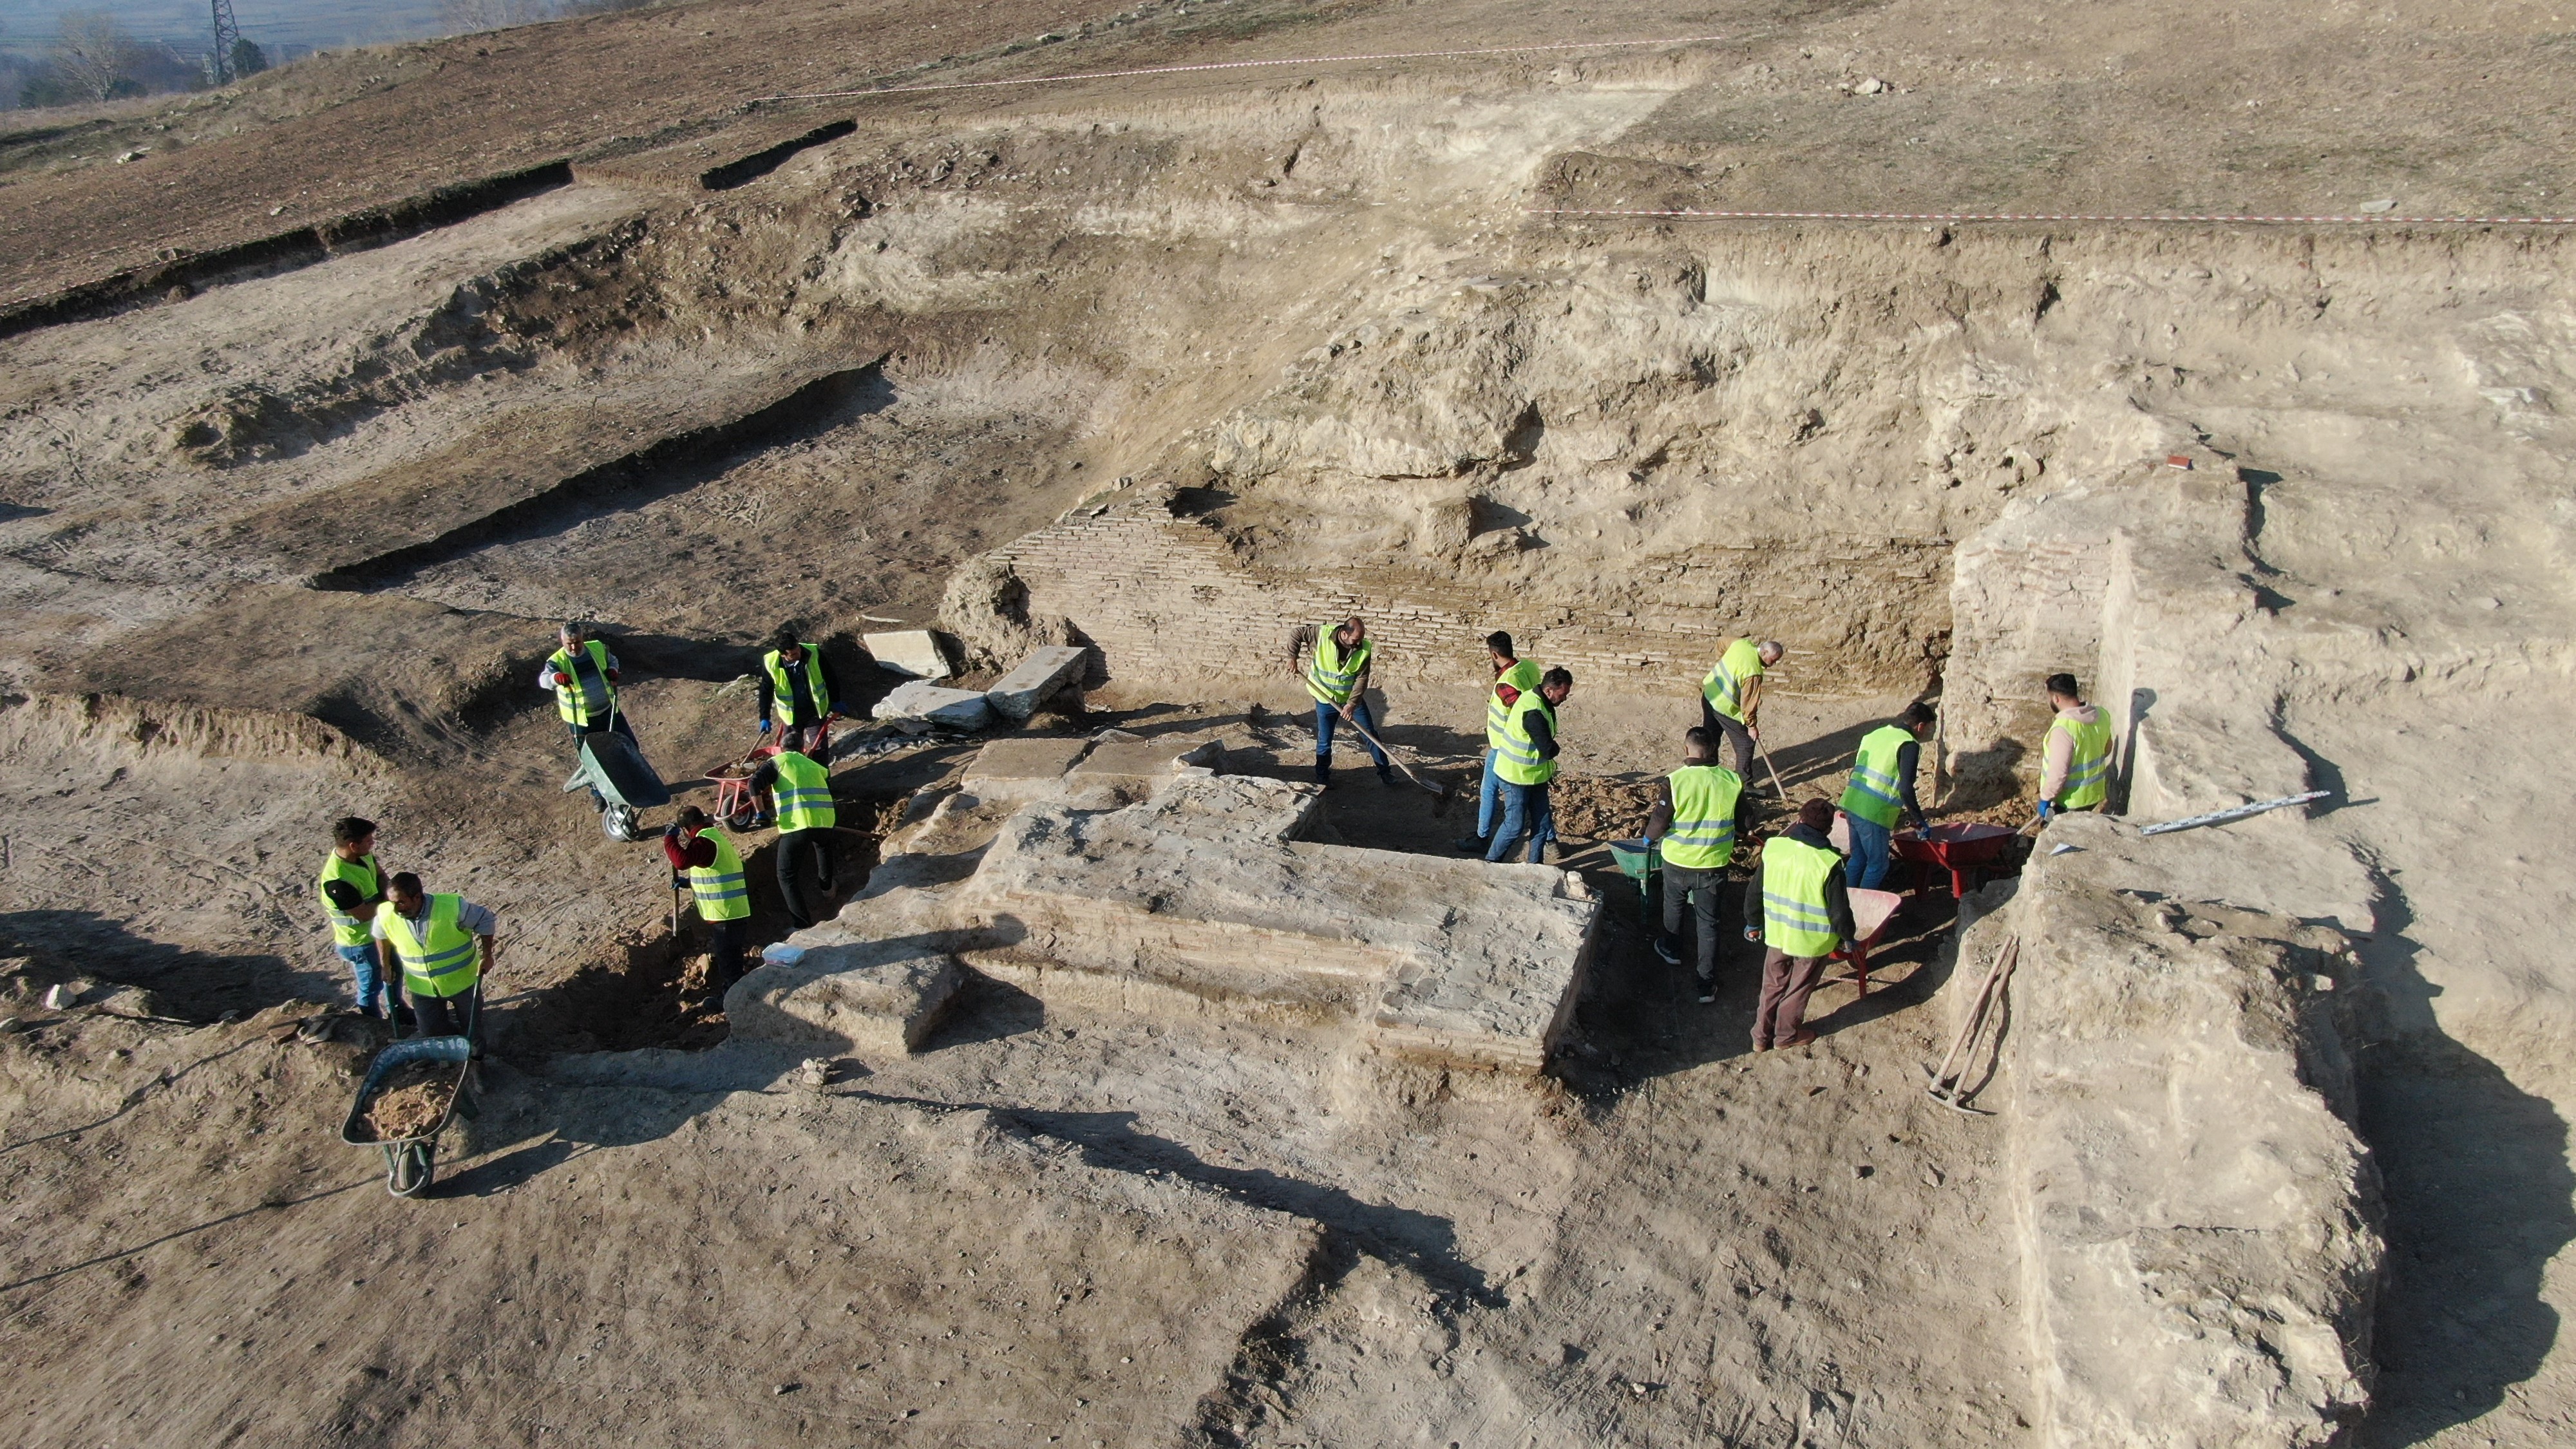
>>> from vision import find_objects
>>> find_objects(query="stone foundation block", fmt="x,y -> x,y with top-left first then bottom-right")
984,645 -> 1091,721
875,680 -> 994,731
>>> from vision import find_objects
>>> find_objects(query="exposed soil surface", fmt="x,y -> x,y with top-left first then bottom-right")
355,1059 -> 456,1141
2,2 -> 2573,1446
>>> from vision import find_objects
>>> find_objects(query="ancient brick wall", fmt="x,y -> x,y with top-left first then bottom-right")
987,486 -> 1951,697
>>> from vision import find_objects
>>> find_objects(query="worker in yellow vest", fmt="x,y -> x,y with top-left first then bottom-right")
2037,673 -> 2114,819
540,621 -> 634,809
1456,630 -> 1542,853
757,628 -> 846,757
372,872 -> 498,1045
1741,799 -> 1855,1050
665,807 -> 753,989
1838,702 -> 1936,889
317,815 -> 406,1023
1303,616 -> 1394,788
1643,726 -> 1745,1002
1487,667 -> 1574,864
1700,637 -> 1783,781
751,746 -> 838,929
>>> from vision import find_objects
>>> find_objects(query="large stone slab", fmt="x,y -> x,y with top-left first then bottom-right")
863,629 -> 952,681
728,928 -> 967,1057
873,679 -> 993,732
984,644 -> 1090,721
966,773 -> 1595,1068
961,735 -> 1094,804
1066,730 -> 1225,796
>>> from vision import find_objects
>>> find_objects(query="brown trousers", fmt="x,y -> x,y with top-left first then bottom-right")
1756,947 -> 1828,1048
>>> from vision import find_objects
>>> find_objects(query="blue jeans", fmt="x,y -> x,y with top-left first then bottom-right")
1844,813 -> 1892,890
337,942 -> 397,1015
1486,780 -> 1555,864
1313,699 -> 1389,768
1475,748 -> 1502,838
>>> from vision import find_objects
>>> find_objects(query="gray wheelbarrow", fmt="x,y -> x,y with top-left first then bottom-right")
561,726 -> 672,841
341,1036 -> 477,1198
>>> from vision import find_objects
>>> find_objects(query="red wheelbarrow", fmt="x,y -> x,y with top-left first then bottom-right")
1832,887 -> 1907,996
705,715 -> 835,831
1894,822 -> 2020,899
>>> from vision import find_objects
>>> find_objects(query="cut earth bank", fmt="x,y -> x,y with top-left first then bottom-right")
1,27 -> 2572,1449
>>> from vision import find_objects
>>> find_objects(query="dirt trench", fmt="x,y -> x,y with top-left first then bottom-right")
1,50 -> 2573,1449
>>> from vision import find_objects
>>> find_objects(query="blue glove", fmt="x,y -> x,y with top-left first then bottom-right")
829,701 -> 849,716
1911,815 -> 1931,834
758,718 -> 773,735
2036,799 -> 2054,822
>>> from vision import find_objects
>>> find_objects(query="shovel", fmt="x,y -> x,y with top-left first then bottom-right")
1754,734 -> 1791,799
1334,705 -> 1459,815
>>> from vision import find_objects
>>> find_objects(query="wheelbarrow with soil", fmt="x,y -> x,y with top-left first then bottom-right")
562,727 -> 673,842
341,1037 -> 477,1198
705,714 -> 835,831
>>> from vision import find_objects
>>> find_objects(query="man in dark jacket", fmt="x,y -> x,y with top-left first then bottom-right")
1742,799 -> 1857,1050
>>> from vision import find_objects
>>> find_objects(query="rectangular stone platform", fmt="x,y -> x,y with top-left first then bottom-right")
967,774 -> 1598,1070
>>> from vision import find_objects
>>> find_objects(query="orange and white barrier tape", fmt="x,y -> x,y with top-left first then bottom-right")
752,35 -> 1727,103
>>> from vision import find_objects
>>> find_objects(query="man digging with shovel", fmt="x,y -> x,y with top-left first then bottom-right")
1303,616 -> 1396,789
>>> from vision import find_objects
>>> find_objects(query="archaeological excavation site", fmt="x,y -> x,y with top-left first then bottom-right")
3,2 -> 2572,1446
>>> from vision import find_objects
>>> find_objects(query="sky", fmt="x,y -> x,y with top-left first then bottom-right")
0,0 -> 454,62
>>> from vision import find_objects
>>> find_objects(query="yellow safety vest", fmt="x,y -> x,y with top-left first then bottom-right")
317,851 -> 381,949
1760,837 -> 1843,958
1661,764 -> 1744,870
1484,658 -> 1542,750
689,826 -> 751,922
549,638 -> 617,726
1701,638 -> 1765,723
2049,710 -> 2115,810
763,647 -> 830,726
377,895 -> 481,999
1305,632 -> 1372,706
771,750 -> 836,833
1495,691 -> 1559,786
1839,724 -> 1917,829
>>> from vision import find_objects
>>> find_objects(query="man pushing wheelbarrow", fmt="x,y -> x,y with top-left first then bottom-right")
543,620 -> 673,840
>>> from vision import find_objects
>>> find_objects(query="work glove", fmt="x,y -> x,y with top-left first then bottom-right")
551,672 -> 571,687
1743,927 -> 1763,943
829,701 -> 849,716
606,669 -> 621,683
2037,800 -> 2054,822
758,718 -> 773,735
1910,814 -> 1931,833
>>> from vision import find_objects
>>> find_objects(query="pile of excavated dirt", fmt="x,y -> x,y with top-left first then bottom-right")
5,1 -> 2576,1446
354,1059 -> 455,1142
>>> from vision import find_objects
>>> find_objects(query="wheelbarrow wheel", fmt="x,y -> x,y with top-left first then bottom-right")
602,804 -> 639,842
723,800 -> 759,833
386,1140 -> 437,1198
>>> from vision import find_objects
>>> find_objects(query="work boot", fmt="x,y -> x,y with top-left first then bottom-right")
1696,974 -> 1717,1005
1653,936 -> 1681,968
1452,836 -> 1487,854
1312,759 -> 1331,786
1376,764 -> 1397,787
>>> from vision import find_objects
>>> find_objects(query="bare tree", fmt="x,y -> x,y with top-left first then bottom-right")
51,11 -> 138,104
